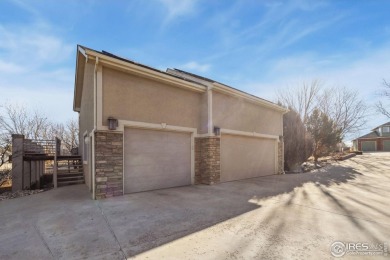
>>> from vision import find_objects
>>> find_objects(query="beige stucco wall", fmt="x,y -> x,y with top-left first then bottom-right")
212,91 -> 283,136
79,61 -> 95,190
79,61 -> 95,147
102,67 -> 203,129
199,92 -> 208,134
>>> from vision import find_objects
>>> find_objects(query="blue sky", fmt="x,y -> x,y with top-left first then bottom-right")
0,0 -> 390,140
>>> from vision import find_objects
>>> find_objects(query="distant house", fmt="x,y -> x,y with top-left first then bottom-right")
353,122 -> 390,152
73,45 -> 288,199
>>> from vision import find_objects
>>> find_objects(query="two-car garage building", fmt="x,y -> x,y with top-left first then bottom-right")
74,46 -> 287,199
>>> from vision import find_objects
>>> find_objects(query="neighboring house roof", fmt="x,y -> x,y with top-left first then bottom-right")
372,121 -> 390,131
356,131 -> 379,139
353,121 -> 390,140
74,45 -> 288,114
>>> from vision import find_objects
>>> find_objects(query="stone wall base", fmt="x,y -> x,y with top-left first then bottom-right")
92,132 -> 284,199
195,137 -> 220,185
95,131 -> 123,199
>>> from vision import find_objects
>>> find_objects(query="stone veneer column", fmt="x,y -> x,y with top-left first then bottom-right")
278,136 -> 284,174
195,137 -> 220,185
95,131 -> 123,199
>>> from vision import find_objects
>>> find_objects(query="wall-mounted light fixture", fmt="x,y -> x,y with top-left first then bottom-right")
108,117 -> 118,130
214,126 -> 221,136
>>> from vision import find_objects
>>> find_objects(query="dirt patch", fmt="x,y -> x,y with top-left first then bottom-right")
287,152 -> 359,174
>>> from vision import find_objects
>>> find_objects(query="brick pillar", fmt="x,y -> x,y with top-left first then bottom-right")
95,131 -> 123,199
195,137 -> 220,185
11,134 -> 24,191
278,136 -> 285,174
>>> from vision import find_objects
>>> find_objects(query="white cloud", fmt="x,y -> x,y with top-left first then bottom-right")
0,60 -> 24,73
203,1 -> 341,63
0,24 -> 73,66
0,21 -> 75,122
181,61 -> 211,73
0,67 -> 75,123
7,0 -> 41,17
242,43 -> 390,140
264,45 -> 390,99
157,0 -> 198,23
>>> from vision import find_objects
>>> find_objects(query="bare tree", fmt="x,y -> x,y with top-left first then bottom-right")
276,79 -> 323,124
0,104 -> 51,140
318,87 -> 368,138
64,119 -> 79,152
0,104 -> 48,167
306,109 -> 342,163
0,137 -> 10,167
51,119 -> 79,153
0,103 -> 79,165
376,80 -> 390,118
277,81 -> 367,139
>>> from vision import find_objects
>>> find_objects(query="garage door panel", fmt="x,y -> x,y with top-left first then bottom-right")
126,151 -> 190,167
125,130 -> 191,150
126,165 -> 190,189
126,140 -> 187,153
362,141 -> 376,152
221,134 -> 275,182
124,128 -> 191,193
383,140 -> 390,151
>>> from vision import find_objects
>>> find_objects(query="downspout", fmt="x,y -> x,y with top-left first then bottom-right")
207,85 -> 213,135
91,56 -> 99,200
91,129 -> 96,199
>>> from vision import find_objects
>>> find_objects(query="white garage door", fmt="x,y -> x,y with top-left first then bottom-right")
124,128 -> 192,193
221,134 -> 276,182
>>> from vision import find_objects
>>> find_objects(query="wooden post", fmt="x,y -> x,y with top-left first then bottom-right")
53,138 -> 59,188
11,134 -> 24,191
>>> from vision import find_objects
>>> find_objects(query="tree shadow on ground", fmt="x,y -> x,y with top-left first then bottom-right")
99,163 -> 374,257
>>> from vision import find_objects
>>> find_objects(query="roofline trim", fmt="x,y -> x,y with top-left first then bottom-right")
75,45 -> 288,113
78,45 -> 87,58
170,68 -> 288,113
212,82 -> 289,113
73,45 -> 85,112
354,136 -> 390,140
372,123 -> 390,131
82,47 -> 207,93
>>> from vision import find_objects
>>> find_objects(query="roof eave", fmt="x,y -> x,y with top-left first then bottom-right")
83,48 -> 207,93
73,45 -> 87,112
212,82 -> 289,113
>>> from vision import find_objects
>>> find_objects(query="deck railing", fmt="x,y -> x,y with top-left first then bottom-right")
13,135 -> 81,191
23,139 -> 58,156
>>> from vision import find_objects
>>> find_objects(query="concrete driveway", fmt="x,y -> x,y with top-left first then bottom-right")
0,153 -> 389,259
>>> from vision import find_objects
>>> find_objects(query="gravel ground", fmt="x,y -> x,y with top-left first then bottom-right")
0,189 -> 45,201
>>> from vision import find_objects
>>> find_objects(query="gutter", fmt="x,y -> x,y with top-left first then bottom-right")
91,56 -> 99,200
